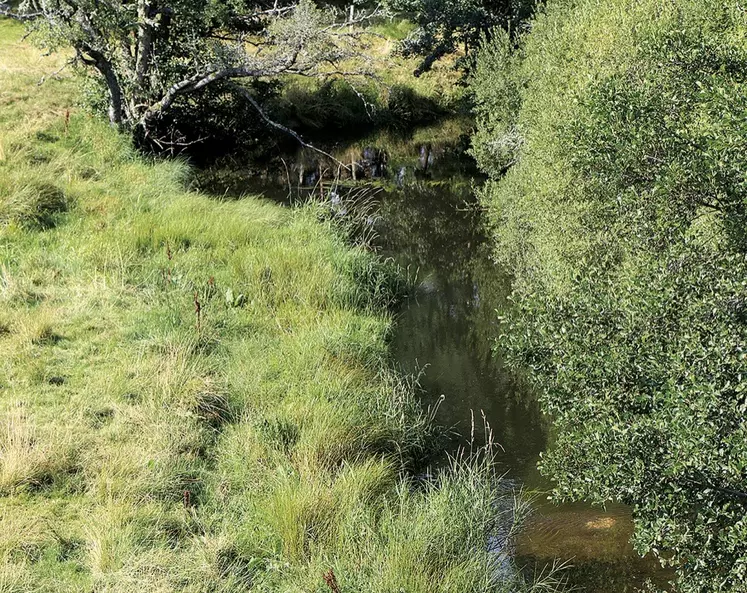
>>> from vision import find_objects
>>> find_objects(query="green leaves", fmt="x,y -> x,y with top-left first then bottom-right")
474,0 -> 747,590
388,0 -> 534,75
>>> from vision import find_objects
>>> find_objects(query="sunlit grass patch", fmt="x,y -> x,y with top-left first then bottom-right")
0,406 -> 78,495
0,16 -> 540,593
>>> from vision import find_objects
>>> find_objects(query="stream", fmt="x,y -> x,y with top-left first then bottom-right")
203,137 -> 673,592
372,177 -> 672,592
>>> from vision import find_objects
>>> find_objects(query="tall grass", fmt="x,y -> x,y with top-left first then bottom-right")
0,17 -> 554,593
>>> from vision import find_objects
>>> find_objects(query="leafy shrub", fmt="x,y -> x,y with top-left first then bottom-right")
473,1 -> 747,590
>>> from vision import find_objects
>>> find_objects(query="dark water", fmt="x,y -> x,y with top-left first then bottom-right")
374,182 -> 545,477
371,178 -> 673,592
203,141 -> 673,591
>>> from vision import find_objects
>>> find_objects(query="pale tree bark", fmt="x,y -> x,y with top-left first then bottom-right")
135,0 -> 157,91
76,44 -> 125,126
3,0 -> 382,152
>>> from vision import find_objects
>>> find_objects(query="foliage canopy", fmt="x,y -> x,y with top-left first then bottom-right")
387,0 -> 534,75
3,0 -> 378,146
473,1 -> 747,591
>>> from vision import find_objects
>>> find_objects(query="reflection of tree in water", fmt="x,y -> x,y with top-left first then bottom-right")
374,180 -> 483,279
374,180 -> 548,477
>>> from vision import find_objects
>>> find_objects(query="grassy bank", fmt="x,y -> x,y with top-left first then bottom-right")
0,19 -> 532,593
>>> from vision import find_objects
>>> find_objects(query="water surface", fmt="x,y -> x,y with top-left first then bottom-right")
372,175 -> 673,592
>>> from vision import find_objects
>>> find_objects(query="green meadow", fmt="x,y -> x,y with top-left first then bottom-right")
0,19 -> 524,593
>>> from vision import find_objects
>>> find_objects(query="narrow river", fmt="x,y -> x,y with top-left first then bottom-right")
203,139 -> 673,591
372,174 -> 672,591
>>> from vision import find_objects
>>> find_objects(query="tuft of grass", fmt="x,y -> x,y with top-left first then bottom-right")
0,182 -> 68,230
0,407 -> 77,495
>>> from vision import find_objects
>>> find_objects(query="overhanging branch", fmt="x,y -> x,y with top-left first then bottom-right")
0,2 -> 41,20
228,82 -> 349,171
143,62 -> 293,122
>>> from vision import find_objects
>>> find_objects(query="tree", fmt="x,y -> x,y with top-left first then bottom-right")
1,0 -> 379,143
386,0 -> 533,76
473,0 -> 747,590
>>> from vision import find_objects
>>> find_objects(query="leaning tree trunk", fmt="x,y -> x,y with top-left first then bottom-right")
79,43 -> 125,126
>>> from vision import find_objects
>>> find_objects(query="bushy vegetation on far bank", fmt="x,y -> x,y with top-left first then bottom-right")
473,1 -> 747,591
0,19 -> 533,593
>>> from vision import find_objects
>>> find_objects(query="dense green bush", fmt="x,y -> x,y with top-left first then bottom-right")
473,1 -> 747,591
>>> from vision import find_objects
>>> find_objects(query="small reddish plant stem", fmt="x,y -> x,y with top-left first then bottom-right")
322,569 -> 341,593
194,292 -> 202,332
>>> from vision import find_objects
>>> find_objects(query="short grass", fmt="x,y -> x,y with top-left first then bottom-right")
0,18 -> 540,593
369,18 -> 418,42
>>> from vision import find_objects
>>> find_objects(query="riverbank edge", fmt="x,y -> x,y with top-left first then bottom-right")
0,18 -> 536,593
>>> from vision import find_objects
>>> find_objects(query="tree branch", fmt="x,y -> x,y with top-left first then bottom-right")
228,82 -> 349,171
142,48 -> 303,122
143,66 -> 266,122
0,2 -> 42,20
76,44 -> 125,125
135,0 -> 157,90
37,57 -> 75,85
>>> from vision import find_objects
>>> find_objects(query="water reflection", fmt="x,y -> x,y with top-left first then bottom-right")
373,178 -> 673,592
373,182 -> 548,479
518,501 -> 673,591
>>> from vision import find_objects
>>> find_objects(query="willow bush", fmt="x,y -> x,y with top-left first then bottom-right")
473,1 -> 747,591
